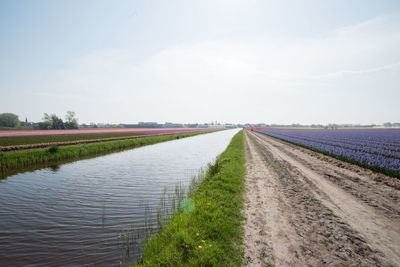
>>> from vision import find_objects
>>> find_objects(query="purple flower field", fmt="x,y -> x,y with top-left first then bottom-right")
255,128 -> 400,176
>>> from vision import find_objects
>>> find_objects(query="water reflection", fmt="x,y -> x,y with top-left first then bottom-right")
48,164 -> 61,172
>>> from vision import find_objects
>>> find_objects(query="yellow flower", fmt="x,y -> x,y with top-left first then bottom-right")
209,244 -> 212,247
198,245 -> 202,249
196,233 -> 200,237
201,240 -> 205,243
207,202 -> 211,205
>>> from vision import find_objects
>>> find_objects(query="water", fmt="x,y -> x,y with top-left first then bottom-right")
0,129 -> 239,266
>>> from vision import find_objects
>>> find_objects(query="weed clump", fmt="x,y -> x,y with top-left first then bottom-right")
208,161 -> 220,176
47,145 -> 59,154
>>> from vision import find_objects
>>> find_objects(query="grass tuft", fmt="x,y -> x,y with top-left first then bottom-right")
47,145 -> 59,154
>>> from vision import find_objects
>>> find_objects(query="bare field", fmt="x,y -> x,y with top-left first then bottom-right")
243,130 -> 400,267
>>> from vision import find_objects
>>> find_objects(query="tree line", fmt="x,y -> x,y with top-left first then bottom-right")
0,111 -> 79,129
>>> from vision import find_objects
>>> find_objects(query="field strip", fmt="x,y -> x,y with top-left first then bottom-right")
250,131 -> 400,266
0,129 -> 221,151
0,128 -> 214,138
0,134 -> 144,151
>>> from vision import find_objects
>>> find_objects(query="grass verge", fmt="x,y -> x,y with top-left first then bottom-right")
254,130 -> 400,179
0,126 -> 34,131
0,130 -> 218,176
135,130 -> 245,266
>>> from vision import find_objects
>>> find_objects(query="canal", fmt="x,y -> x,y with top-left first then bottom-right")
0,129 -> 239,266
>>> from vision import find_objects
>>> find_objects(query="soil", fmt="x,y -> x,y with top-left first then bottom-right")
243,130 -> 400,267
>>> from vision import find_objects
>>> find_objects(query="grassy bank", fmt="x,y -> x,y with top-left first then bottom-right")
136,130 -> 245,266
0,133 -> 143,146
0,130 -> 218,176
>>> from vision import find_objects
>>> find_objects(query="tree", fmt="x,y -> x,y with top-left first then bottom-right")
38,113 -> 64,129
37,111 -> 79,130
64,111 -> 79,129
50,114 -> 64,129
0,113 -> 20,127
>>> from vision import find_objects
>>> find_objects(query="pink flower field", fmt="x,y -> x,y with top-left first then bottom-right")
0,128 -> 213,138
0,128 -> 219,151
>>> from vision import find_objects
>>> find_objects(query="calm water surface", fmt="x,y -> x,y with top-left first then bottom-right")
0,129 -> 239,266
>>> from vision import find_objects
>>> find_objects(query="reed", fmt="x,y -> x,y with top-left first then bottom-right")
119,168 -> 208,265
119,225 -> 138,266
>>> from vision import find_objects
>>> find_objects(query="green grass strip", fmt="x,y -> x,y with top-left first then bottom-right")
0,126 -> 34,131
0,131 -> 218,175
136,130 -> 245,267
0,133 -> 143,146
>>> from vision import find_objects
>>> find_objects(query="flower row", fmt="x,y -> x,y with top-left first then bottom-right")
0,131 -> 190,152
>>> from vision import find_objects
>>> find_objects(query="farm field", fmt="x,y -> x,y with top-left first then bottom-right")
0,128 -> 208,138
0,133 -> 143,146
0,128 -> 217,151
253,128 -> 400,178
244,130 -> 400,266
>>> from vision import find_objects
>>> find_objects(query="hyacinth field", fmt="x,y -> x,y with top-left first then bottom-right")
254,128 -> 400,178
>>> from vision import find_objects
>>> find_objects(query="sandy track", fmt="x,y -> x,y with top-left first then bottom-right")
243,131 -> 400,267
243,132 -> 306,266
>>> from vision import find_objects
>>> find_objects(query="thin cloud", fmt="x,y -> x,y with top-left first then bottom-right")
21,13 -> 400,124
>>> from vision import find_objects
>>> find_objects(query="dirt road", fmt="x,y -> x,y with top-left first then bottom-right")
243,130 -> 400,267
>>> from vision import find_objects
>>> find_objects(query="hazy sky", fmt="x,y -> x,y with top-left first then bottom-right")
1,0 -> 399,124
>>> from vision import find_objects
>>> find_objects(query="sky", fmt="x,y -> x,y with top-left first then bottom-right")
1,0 -> 399,125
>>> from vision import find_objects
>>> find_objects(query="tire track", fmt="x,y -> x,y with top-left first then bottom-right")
244,132 -> 305,266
